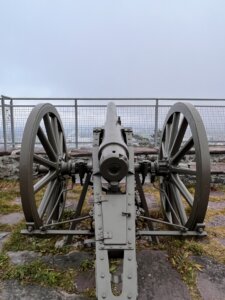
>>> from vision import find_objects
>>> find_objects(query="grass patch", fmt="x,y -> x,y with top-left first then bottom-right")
164,239 -> 204,300
0,223 -> 17,232
205,207 -> 225,221
3,222 -> 72,255
0,179 -> 21,214
0,191 -> 21,214
0,253 -> 76,292
79,258 -> 95,272
0,179 -> 20,192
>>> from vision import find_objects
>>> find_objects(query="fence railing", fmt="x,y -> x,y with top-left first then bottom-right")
1,96 -> 225,151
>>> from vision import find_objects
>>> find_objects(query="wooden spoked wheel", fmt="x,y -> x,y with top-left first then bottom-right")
159,102 -> 210,230
20,103 -> 68,228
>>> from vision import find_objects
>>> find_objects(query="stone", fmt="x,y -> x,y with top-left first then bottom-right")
75,270 -> 95,293
43,251 -> 93,270
207,215 -> 225,227
0,212 -> 23,225
7,251 -> 40,265
208,201 -> 225,209
193,256 -> 225,300
137,250 -> 191,300
0,280 -> 91,300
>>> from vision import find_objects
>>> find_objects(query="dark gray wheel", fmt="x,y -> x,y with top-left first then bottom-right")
20,103 -> 68,228
159,102 -> 210,230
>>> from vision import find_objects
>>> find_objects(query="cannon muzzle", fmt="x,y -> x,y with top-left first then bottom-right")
99,102 -> 129,182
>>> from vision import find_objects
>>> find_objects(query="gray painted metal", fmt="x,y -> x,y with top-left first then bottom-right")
1,98 -> 7,151
99,102 -> 129,182
9,99 -> 15,148
93,126 -> 138,300
20,103 -> 68,228
159,102 -> 210,230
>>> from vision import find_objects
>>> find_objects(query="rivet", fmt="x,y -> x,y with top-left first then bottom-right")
128,227 -> 132,230
100,256 -> 104,260
128,256 -> 132,261
98,226 -> 102,230
101,273 -> 105,278
127,293 -> 132,299
128,240 -> 132,244
127,274 -> 132,279
128,203 -> 131,206
102,293 -> 107,299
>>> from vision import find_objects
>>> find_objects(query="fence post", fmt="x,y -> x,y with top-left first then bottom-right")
154,99 -> 159,147
1,97 -> 7,151
10,99 -> 15,149
74,99 -> 78,148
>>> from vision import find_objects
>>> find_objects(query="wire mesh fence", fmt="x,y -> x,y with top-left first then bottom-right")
1,98 -> 225,150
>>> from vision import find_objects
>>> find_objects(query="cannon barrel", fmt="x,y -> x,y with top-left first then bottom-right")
99,102 -> 129,182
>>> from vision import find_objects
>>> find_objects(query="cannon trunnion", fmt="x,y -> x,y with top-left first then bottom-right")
19,102 -> 210,299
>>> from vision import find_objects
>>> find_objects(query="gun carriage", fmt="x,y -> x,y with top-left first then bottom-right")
19,102 -> 210,299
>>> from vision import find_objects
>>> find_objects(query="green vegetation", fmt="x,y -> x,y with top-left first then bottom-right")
1,178 -> 225,299
2,222 -> 72,255
0,253 -> 76,292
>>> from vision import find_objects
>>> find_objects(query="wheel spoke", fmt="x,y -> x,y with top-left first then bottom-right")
37,126 -> 57,161
171,137 -> 194,165
170,174 -> 193,207
33,154 -> 57,169
168,112 -> 180,156
161,141 -> 166,157
34,171 -> 57,194
165,123 -> 171,156
170,165 -> 196,175
162,181 -> 181,224
170,117 -> 188,156
43,114 -> 58,154
169,183 -> 188,225
52,117 -> 60,153
59,132 -> 63,155
38,179 -> 58,218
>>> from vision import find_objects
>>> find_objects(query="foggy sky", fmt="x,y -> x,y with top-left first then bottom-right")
0,0 -> 225,100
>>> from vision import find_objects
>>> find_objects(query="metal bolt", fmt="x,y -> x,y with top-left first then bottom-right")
101,273 -> 105,278
128,256 -> 132,261
127,293 -> 132,299
98,226 -> 102,230
100,256 -> 104,260
198,227 -> 203,233
128,227 -> 132,230
102,293 -> 107,299
127,274 -> 132,279
27,226 -> 33,232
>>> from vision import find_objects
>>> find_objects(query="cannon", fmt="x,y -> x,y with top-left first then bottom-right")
19,101 -> 210,299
